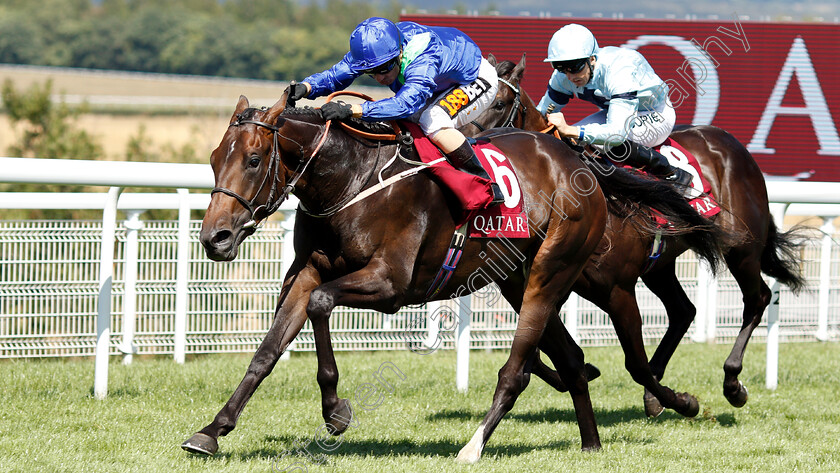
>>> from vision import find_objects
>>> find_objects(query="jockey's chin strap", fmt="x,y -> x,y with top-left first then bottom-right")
211,116 -> 331,229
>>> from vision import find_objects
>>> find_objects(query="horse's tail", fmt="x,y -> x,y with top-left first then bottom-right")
584,159 -> 736,273
761,218 -> 808,293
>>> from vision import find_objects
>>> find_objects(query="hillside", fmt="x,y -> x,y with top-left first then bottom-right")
0,64 -> 388,161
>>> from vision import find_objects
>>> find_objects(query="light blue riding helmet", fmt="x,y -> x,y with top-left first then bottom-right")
348,17 -> 403,72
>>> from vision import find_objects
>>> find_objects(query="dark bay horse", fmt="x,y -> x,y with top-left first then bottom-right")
182,90 -> 610,462
466,54 -> 805,417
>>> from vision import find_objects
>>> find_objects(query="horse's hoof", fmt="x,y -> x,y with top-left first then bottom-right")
584,363 -> 601,382
678,393 -> 700,418
455,445 -> 482,464
644,390 -> 665,418
181,432 -> 218,456
325,398 -> 354,436
725,382 -> 749,408
581,442 -> 602,452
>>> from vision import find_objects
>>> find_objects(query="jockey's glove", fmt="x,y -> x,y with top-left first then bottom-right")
321,101 -> 353,121
289,82 -> 309,101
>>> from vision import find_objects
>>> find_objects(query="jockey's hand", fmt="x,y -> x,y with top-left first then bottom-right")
321,101 -> 354,121
546,112 -> 577,139
289,82 -> 309,101
546,112 -> 568,129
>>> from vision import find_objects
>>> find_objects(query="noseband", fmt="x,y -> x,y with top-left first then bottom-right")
211,114 -> 329,229
470,77 -> 525,132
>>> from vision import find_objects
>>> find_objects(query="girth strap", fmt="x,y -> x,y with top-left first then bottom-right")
425,226 -> 468,300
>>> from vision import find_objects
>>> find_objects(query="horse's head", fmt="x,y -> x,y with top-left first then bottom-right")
461,53 -> 528,135
461,54 -> 547,136
201,92 -> 295,261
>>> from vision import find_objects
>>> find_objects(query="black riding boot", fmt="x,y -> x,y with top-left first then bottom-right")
608,140 -> 693,188
446,141 -> 505,205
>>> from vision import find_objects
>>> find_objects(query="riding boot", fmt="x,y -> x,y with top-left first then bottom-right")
608,140 -> 693,188
446,141 -> 505,205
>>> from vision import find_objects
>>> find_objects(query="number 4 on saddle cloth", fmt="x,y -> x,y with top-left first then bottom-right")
403,122 -> 530,240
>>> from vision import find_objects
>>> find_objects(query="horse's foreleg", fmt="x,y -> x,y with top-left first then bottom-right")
641,262 -> 697,417
306,262 -> 397,435
722,251 -> 771,407
181,268 -> 318,455
607,285 -> 699,418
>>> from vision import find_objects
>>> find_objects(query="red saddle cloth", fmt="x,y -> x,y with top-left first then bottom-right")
403,122 -> 530,239
654,138 -> 721,218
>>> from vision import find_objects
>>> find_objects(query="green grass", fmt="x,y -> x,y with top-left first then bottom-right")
1,343 -> 838,472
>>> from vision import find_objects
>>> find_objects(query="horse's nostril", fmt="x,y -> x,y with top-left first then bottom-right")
211,230 -> 233,246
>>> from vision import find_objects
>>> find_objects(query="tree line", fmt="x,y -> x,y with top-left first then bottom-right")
0,0 -> 414,81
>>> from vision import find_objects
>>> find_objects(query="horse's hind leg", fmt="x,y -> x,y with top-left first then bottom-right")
722,249 -> 771,407
607,283 -> 699,418
538,312 -> 600,448
182,267 -> 317,455
456,280 -> 600,463
640,261 -> 698,417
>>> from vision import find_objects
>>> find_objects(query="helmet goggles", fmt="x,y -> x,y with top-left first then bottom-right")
552,57 -> 589,74
360,55 -> 400,76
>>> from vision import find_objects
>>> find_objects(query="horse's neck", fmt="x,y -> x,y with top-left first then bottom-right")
292,123 -> 394,213
520,89 -> 549,131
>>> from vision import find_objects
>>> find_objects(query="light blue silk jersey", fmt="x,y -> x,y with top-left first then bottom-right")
536,46 -> 670,146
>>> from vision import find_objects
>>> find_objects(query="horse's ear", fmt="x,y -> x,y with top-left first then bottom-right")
231,95 -> 249,123
511,53 -> 526,83
264,91 -> 288,126
487,53 -> 497,67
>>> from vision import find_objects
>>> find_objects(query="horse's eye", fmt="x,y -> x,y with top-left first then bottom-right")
494,101 -> 506,110
248,156 -> 261,168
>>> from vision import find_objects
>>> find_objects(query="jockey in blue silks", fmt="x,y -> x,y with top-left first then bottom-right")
537,23 -> 692,186
289,16 -> 505,205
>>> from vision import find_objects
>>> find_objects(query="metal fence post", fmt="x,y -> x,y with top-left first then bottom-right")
766,203 -> 789,390
816,217 -> 835,341
565,293 -> 580,344
119,210 -> 144,365
94,187 -> 122,400
279,210 -> 297,361
173,189 -> 190,364
455,295 -> 471,393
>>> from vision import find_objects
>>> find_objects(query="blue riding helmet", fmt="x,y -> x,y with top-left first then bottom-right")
348,17 -> 403,72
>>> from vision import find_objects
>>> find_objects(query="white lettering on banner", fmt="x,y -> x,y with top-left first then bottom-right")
471,215 -> 527,236
747,36 -> 840,156
480,148 -> 521,208
659,145 -> 704,198
623,35 -> 720,126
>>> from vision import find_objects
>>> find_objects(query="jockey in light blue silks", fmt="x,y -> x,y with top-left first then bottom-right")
537,23 -> 692,186
290,17 -> 505,205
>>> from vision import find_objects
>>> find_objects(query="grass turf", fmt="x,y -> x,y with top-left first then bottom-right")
1,342 -> 838,472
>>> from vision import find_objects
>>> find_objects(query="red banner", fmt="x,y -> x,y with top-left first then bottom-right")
401,14 -> 840,181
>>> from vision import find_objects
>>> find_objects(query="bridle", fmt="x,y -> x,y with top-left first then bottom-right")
211,113 -> 330,229
469,77 -> 525,132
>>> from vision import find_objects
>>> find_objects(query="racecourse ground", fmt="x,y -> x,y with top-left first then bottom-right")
0,343 -> 837,472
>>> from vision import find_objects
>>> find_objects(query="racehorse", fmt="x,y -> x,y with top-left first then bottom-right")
181,88 -> 610,463
465,54 -> 806,417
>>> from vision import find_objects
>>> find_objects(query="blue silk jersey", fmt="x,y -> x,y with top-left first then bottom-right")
303,21 -> 483,121
536,46 -> 671,146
